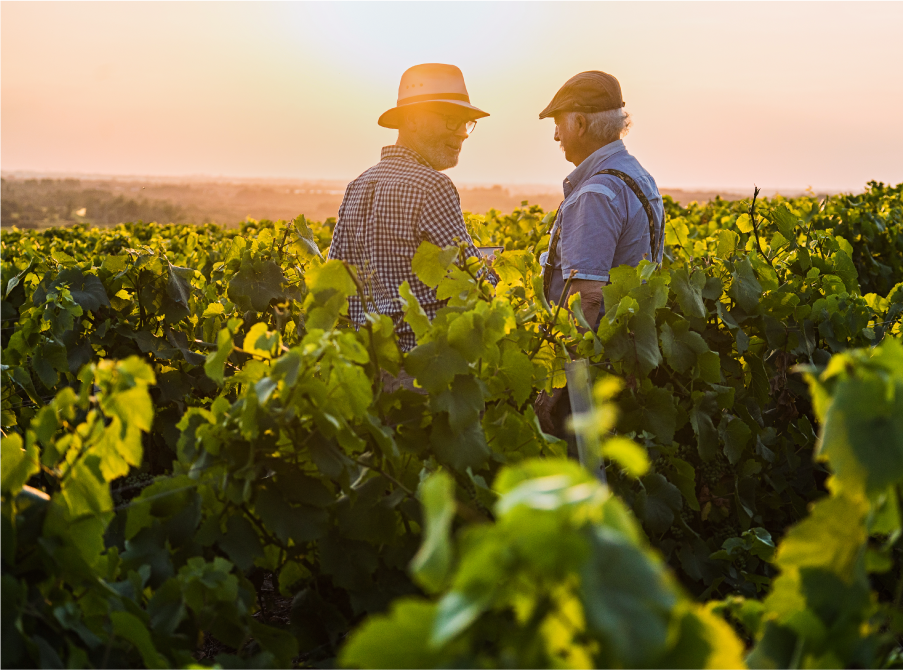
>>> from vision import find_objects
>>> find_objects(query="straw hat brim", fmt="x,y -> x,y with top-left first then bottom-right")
378,99 -> 490,129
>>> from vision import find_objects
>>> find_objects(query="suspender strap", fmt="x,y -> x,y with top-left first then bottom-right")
542,169 -> 660,302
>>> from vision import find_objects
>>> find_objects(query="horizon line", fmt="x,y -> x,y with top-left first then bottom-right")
0,169 -> 860,197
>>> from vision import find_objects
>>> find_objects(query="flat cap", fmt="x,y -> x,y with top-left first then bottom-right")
538,70 -> 624,119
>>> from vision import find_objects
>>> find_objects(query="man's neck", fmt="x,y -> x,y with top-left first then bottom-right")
571,141 -> 609,167
396,133 -> 424,157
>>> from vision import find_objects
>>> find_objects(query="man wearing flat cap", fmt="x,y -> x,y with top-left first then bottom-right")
534,70 -> 665,437
327,63 -> 491,392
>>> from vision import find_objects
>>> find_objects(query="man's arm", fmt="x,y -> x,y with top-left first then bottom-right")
326,183 -> 354,261
418,180 -> 496,284
567,278 -> 605,331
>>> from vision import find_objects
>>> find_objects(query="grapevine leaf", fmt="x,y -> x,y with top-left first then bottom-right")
665,217 -> 690,248
33,340 -> 69,388
765,495 -> 870,645
217,515 -> 263,572
771,493 -> 868,584
691,396 -> 719,462
163,328 -> 206,366
243,322 -> 279,359
771,205 -> 797,240
719,415 -> 752,465
308,438 -> 347,481
747,354 -> 771,406
669,457 -> 700,511
104,385 -> 154,433
717,230 -> 740,258
770,232 -> 791,254
294,232 -> 325,260
398,281 -> 431,340
228,257 -> 286,312
641,473 -> 682,534
666,604 -> 747,669
431,375 -> 484,433
447,312 -> 484,362
829,247 -> 859,293
201,302 -> 225,318
327,363 -> 373,420
254,486 -> 328,544
110,611 -> 168,669
410,471 -> 456,593
1,433 -> 40,496
498,345 -> 533,406
660,320 -> 708,374
630,312 -> 662,376
305,259 -> 357,303
270,464 -> 335,507
4,261 -> 32,299
729,257 -> 763,313
696,350 -> 721,384
204,328 -> 234,385
10,366 -> 44,407
53,269 -> 110,312
248,620 -> 299,668
166,262 -> 193,308
579,520 -> 674,666
277,561 -> 307,597
602,436 -> 649,478
405,340 -> 470,394
431,413 -> 490,472
813,359 -> 903,496
339,600 -> 441,669
670,268 -> 707,319
412,242 -> 458,289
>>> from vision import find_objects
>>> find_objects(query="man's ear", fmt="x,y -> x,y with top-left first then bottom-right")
574,113 -> 588,137
401,109 -> 425,133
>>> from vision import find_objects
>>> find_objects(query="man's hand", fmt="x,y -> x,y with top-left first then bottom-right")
534,387 -> 566,434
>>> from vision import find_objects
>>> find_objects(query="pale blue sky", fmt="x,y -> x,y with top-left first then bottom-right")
3,2 -> 902,192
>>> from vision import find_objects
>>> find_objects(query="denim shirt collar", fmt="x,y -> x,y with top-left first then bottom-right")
562,139 -> 627,198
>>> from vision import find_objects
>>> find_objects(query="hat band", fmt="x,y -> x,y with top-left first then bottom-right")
399,92 -> 470,105
570,101 -> 625,112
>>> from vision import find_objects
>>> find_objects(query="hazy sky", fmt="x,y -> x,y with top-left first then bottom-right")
2,2 -> 902,192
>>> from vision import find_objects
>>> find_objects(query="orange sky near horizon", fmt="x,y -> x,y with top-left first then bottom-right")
2,1 -> 902,194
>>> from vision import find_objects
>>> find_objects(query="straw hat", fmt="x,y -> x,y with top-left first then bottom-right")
378,63 -> 489,129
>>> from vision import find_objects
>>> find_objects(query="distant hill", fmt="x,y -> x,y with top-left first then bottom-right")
0,173 -> 777,229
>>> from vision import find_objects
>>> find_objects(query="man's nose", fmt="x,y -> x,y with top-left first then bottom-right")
554,126 -> 560,142
453,124 -> 469,139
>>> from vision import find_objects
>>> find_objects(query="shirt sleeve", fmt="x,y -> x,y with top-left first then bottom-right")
326,183 -> 353,261
417,179 -> 497,285
559,183 -> 626,283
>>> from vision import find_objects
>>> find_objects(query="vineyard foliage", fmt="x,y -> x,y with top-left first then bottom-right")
2,181 -> 902,668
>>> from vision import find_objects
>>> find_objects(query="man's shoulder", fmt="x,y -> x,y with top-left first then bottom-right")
580,154 -> 659,202
348,156 -> 454,195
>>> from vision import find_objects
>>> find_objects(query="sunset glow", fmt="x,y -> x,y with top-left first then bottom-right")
3,1 -> 902,192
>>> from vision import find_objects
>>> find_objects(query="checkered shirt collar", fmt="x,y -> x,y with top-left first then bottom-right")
380,145 -> 433,169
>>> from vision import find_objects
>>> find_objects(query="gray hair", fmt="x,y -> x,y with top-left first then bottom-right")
562,108 -> 632,144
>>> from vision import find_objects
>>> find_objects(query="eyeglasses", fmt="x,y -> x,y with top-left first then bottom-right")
432,111 -> 477,135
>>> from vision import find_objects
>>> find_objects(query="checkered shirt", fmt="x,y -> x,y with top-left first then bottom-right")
327,145 -> 486,351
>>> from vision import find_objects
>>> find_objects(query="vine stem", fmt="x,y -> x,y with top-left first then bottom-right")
348,455 -> 415,499
529,269 -> 578,360
276,218 -> 294,263
748,186 -> 776,272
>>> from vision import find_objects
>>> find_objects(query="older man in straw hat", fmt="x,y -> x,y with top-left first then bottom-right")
533,70 -> 665,441
327,63 -> 491,392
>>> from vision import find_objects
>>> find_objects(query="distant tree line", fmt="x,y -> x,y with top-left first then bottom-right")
1,178 -> 187,228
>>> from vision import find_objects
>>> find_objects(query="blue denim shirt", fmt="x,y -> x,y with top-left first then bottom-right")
541,140 -> 665,306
